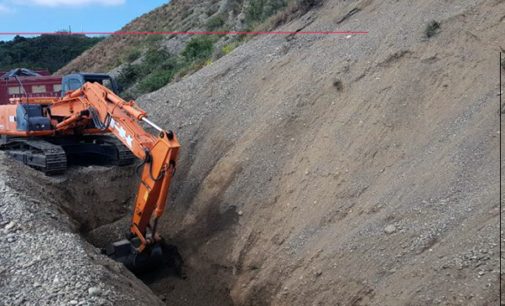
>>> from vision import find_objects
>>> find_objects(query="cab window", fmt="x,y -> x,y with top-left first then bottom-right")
68,79 -> 82,91
102,78 -> 114,91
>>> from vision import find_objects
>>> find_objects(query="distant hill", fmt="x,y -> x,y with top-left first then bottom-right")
0,34 -> 104,74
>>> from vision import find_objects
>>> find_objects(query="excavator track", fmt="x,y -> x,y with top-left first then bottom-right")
0,135 -> 135,175
1,138 -> 67,175
94,136 -> 135,166
44,134 -> 135,169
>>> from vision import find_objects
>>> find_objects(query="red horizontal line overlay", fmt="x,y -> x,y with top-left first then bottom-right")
0,31 -> 368,35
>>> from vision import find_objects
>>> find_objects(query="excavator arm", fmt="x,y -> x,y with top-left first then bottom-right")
50,82 -> 180,270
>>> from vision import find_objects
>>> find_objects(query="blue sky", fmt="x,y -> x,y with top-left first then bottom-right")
0,0 -> 167,41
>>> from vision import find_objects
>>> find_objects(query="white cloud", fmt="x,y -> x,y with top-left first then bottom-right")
10,0 -> 126,7
0,3 -> 14,13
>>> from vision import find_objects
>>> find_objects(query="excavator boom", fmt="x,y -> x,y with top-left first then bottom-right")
47,82 -> 180,271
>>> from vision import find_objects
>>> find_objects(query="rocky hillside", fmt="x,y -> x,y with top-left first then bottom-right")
57,0 -> 318,99
132,0 -> 502,304
8,0 -> 503,305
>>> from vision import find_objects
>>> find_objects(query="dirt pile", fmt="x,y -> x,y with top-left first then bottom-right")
0,156 -> 162,306
127,0 -> 502,304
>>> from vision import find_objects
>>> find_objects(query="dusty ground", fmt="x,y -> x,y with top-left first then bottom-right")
133,0 -> 503,305
1,0 -> 503,305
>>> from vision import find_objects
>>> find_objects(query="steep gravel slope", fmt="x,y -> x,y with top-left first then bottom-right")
134,0 -> 503,304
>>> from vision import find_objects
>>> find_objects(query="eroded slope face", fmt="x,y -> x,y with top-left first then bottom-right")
137,0 -> 502,304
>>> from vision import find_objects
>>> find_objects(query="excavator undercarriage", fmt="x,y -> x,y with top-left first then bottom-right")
0,135 -> 135,174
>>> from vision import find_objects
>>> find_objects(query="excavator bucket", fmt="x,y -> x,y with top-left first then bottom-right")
106,238 -> 163,273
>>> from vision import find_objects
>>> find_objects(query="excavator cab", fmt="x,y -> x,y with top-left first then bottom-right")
62,73 -> 119,96
16,104 -> 52,131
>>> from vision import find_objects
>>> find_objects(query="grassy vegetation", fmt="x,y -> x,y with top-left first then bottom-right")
247,0 -> 288,24
206,4 -> 219,16
0,34 -> 104,73
116,64 -> 140,89
206,14 -> 226,30
137,70 -> 175,93
117,36 -> 219,98
126,48 -> 142,63
181,37 -> 215,61
145,34 -> 164,45
222,44 -> 236,55
425,21 -> 440,38
114,0 -> 326,99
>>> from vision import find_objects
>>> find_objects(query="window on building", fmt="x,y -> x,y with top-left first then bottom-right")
32,85 -> 46,93
8,86 -> 21,95
53,84 -> 62,92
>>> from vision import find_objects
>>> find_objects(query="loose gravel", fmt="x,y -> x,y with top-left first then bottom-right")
0,156 -> 163,306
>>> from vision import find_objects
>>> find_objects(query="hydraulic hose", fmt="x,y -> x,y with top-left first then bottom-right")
88,107 -> 111,131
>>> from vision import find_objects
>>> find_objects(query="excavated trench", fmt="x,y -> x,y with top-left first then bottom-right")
6,162 -> 233,305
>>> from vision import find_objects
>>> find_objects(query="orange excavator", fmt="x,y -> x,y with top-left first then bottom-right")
0,77 -> 180,272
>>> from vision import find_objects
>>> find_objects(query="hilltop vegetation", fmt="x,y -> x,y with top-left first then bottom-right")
58,0 -> 321,99
0,34 -> 104,73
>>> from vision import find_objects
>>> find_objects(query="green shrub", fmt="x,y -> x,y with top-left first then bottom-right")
181,37 -> 214,61
206,5 -> 219,16
236,25 -> 254,42
141,48 -> 171,73
247,0 -> 288,24
117,47 -> 184,96
425,21 -> 440,38
248,0 -> 267,22
109,57 -> 123,70
145,34 -> 164,45
159,57 -> 180,71
222,44 -> 235,55
120,89 -> 140,101
126,48 -> 141,63
137,70 -> 174,94
181,6 -> 193,19
116,64 -> 142,91
206,14 -> 226,30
